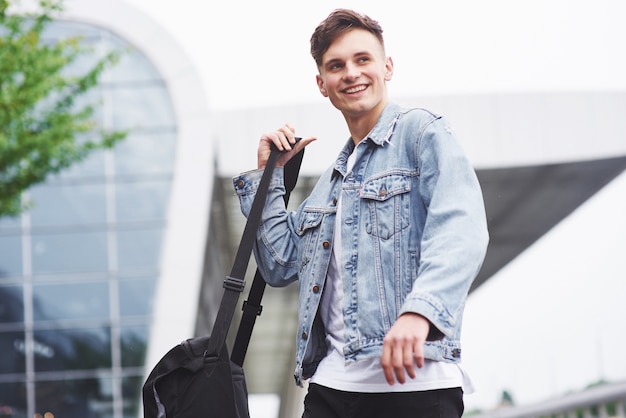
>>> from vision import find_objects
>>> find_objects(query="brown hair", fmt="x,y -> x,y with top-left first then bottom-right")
310,9 -> 385,67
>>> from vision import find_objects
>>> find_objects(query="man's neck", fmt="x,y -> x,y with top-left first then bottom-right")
344,100 -> 387,145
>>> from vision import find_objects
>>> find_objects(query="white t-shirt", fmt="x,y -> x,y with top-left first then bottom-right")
310,151 -> 474,393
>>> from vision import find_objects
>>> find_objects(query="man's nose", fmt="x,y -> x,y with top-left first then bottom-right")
343,62 -> 361,80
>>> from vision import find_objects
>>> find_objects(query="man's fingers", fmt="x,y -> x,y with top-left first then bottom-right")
267,132 -> 290,152
258,125 -> 317,168
276,124 -> 297,150
390,339 -> 406,384
276,136 -> 316,166
403,345 -> 416,380
413,340 -> 425,369
380,344 -> 395,385
382,337 -> 414,385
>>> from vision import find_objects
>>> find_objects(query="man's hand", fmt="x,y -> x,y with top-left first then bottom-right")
258,123 -> 316,169
381,313 -> 431,385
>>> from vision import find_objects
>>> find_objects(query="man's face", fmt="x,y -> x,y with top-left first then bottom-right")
316,28 -> 393,120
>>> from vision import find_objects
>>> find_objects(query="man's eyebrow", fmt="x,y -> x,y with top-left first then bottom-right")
323,57 -> 344,67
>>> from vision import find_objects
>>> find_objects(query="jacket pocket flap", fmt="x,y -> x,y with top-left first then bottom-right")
296,210 -> 324,235
360,174 -> 411,201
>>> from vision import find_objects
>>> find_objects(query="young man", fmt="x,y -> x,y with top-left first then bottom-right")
233,8 -> 489,418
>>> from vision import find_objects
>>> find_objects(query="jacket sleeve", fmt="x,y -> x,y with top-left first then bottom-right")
233,167 -> 301,287
399,116 -> 489,340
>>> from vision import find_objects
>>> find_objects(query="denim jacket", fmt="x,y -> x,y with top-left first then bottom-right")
233,103 -> 489,386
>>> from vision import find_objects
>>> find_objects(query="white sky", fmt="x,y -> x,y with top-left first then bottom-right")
122,0 -> 626,111
117,0 -> 626,414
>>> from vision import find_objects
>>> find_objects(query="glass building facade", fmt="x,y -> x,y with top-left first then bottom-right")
0,19 -> 177,417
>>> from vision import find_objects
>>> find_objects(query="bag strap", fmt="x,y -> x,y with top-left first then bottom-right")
206,141 -> 303,358
231,147 -> 304,366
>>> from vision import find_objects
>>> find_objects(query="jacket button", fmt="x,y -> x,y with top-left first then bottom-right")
236,179 -> 245,189
301,332 -> 308,340
312,285 -> 320,293
379,188 -> 387,197
322,241 -> 330,249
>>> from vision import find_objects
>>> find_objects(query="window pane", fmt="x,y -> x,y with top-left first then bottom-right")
116,180 -> 171,222
107,47 -> 162,83
70,86 -> 105,123
122,375 -> 143,418
120,326 -> 148,368
119,278 -> 155,317
0,331 -> 26,374
110,84 -> 175,130
31,231 -> 108,274
0,215 -> 20,228
114,132 -> 176,176
34,327 -> 111,372
0,235 -> 22,278
35,377 -> 113,418
0,286 -> 24,323
33,282 -> 109,321
57,145 -> 106,179
29,183 -> 107,226
0,382 -> 26,414
42,20 -> 101,42
117,229 -> 162,271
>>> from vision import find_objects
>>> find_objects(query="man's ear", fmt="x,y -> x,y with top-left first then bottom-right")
316,74 -> 328,97
385,56 -> 394,81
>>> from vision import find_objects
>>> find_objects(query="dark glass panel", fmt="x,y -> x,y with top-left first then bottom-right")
35,377 -> 113,418
120,326 -> 148,368
0,331 -> 26,374
119,278 -> 155,317
0,286 -> 24,323
34,327 -> 111,372
31,231 -> 108,274
0,236 -> 22,278
32,282 -> 109,321
0,381 -> 27,416
122,375 -> 143,418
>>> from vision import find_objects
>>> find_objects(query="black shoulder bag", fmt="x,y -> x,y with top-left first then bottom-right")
142,142 -> 304,418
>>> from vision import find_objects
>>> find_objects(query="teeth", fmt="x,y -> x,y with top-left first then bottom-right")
345,85 -> 366,94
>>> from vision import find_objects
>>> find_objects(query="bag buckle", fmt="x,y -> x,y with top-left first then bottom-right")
223,276 -> 246,292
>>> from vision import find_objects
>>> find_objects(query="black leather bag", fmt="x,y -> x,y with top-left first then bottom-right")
142,143 -> 304,418
142,338 -> 248,418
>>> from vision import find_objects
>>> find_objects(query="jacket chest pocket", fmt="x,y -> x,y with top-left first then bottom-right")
360,174 -> 411,240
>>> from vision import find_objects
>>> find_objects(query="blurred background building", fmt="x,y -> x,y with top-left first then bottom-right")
0,1 -> 625,418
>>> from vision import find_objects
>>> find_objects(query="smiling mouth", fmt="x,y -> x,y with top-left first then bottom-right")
344,85 -> 367,94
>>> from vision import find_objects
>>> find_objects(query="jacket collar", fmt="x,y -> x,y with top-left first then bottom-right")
365,102 -> 402,147
332,102 -> 402,180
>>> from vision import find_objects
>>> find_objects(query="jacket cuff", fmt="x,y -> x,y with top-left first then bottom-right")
400,292 -> 456,339
233,167 -> 285,195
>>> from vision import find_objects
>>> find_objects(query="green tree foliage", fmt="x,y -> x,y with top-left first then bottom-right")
0,0 -> 126,217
